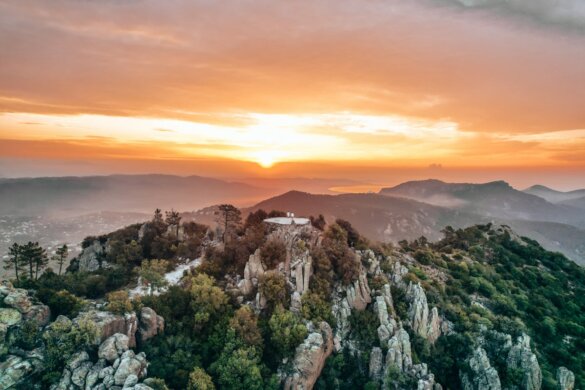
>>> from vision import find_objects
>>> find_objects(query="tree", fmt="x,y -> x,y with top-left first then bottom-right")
310,214 -> 327,231
229,306 -> 262,347
4,243 -> 23,281
188,273 -> 228,329
188,367 -> 215,390
268,304 -> 308,358
210,330 -> 265,390
322,224 -> 360,285
139,259 -> 169,295
216,204 -> 242,243
20,242 -> 48,280
154,208 -> 165,225
258,271 -> 288,310
106,290 -> 133,314
165,209 -> 182,237
52,244 -> 68,276
260,239 -> 287,270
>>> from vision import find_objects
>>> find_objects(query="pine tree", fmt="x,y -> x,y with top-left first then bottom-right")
21,242 -> 48,280
52,244 -> 69,276
4,243 -> 23,282
215,204 -> 242,243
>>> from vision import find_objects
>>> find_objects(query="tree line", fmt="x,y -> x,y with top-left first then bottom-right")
3,242 -> 68,281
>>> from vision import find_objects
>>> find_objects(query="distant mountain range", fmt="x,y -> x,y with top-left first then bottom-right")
523,184 -> 585,210
1,175 -> 584,265
249,180 -> 585,265
0,174 -> 272,217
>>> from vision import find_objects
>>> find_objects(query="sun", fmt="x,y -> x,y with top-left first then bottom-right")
254,150 -> 280,168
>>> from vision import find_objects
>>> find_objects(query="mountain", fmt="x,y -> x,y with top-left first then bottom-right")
248,189 -> 585,265
523,184 -> 585,203
2,215 -> 583,389
379,179 -> 585,228
0,174 -> 271,217
249,190 -> 486,242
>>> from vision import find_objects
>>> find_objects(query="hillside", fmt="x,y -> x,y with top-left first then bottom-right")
248,190 -> 585,265
1,212 -> 583,390
523,185 -> 585,204
380,180 -> 585,228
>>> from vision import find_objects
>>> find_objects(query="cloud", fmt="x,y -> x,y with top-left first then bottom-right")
434,0 -> 585,31
0,0 -> 583,137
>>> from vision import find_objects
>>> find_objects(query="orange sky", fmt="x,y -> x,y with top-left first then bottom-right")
1,0 -> 584,186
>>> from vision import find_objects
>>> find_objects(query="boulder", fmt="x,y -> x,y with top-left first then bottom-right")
99,334 -> 130,363
78,240 -> 107,272
114,350 -> 148,385
0,308 -> 22,327
283,322 -> 334,390
138,307 -> 164,343
557,367 -> 575,390
507,334 -> 542,390
460,347 -> 501,390
77,310 -> 138,347
0,355 -> 37,389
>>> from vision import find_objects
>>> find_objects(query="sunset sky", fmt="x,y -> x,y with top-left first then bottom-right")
1,0 -> 584,187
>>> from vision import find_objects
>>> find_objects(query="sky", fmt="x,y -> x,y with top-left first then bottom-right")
1,0 -> 584,188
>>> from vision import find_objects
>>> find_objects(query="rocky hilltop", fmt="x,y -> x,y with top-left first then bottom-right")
1,208 -> 583,389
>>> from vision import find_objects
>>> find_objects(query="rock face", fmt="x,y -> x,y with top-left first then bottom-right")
0,354 -> 44,389
374,294 -> 397,346
557,367 -> 575,390
291,251 -> 312,295
331,267 -> 371,351
369,347 -> 384,381
345,268 -> 372,311
238,249 -> 265,296
283,322 -> 334,390
138,307 -> 164,343
0,281 -> 51,326
385,328 -> 413,373
52,334 -> 152,390
406,282 -> 443,343
507,334 -> 542,390
460,347 -> 502,390
75,307 -> 163,348
390,260 -> 409,286
77,240 -> 108,272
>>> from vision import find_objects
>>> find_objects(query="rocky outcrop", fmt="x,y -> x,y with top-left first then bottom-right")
283,322 -> 334,390
460,347 -> 502,390
138,307 -> 164,343
0,281 -> 50,326
52,334 -> 151,390
238,249 -> 265,296
165,224 -> 185,241
331,267 -> 371,351
75,307 -> 163,348
385,328 -> 413,373
345,268 -> 372,311
507,334 -> 542,390
406,282 -> 443,343
359,249 -> 380,275
78,310 -> 138,347
0,353 -> 44,389
374,294 -> 396,345
557,367 -> 575,390
77,240 -> 108,272
390,260 -> 409,286
291,251 -> 312,295
369,347 -> 384,381
1,281 -> 50,374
